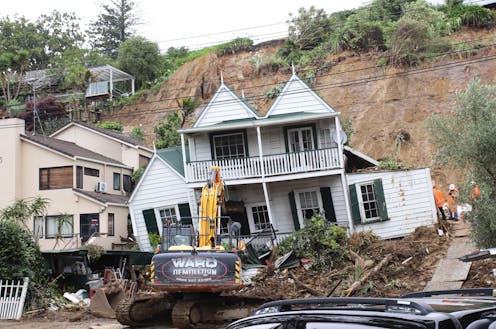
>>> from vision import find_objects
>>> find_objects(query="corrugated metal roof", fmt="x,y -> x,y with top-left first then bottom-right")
21,134 -> 125,166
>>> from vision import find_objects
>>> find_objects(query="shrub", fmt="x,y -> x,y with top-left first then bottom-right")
96,121 -> 123,132
379,157 -> 404,170
265,83 -> 285,99
130,127 -> 145,141
277,215 -> 347,271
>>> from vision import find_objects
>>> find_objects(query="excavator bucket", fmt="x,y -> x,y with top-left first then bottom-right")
89,288 -> 117,318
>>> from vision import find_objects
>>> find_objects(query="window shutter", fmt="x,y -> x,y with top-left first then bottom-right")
374,179 -> 389,221
142,209 -> 159,235
288,191 -> 300,230
178,203 -> 192,225
348,184 -> 362,225
320,187 -> 336,222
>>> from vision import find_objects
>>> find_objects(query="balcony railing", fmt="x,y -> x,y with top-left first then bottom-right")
186,147 -> 341,183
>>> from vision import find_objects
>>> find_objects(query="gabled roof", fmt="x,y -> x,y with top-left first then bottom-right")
265,71 -> 336,117
156,146 -> 189,177
73,188 -> 129,206
194,82 -> 259,128
51,121 -> 151,150
21,134 -> 126,167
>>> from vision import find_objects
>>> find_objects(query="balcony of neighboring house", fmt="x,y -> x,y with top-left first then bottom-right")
181,113 -> 346,184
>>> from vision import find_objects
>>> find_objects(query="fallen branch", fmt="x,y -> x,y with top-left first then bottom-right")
344,254 -> 393,297
288,273 -> 322,297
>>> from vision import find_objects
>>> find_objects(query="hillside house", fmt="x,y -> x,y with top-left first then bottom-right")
129,71 -> 437,251
0,118 -> 152,251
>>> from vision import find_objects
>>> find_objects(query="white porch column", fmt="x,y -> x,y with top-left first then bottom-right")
341,172 -> 354,235
257,126 -> 274,225
181,133 -> 188,182
131,79 -> 135,95
335,116 -> 344,168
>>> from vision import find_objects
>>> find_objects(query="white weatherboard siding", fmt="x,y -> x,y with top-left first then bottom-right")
346,168 -> 436,239
267,75 -> 335,117
194,86 -> 256,127
129,157 -> 190,251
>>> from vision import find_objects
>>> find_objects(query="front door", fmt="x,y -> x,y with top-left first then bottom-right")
288,127 -> 314,169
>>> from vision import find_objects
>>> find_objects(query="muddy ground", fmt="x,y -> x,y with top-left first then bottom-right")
3,223 -> 494,329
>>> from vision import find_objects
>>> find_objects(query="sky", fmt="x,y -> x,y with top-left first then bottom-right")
2,0 -> 444,52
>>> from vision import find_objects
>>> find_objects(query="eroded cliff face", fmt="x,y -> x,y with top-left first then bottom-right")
102,28 -> 496,185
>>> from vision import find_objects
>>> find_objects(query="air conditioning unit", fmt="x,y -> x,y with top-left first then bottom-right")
95,182 -> 107,193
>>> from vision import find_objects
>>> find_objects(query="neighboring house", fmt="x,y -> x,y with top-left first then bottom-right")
129,71 -> 437,251
0,118 -> 146,251
50,121 -> 153,171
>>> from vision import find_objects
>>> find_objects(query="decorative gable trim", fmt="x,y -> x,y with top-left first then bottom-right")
265,73 -> 336,117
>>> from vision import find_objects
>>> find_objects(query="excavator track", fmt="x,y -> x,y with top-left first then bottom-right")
115,292 -> 175,326
170,294 -> 268,329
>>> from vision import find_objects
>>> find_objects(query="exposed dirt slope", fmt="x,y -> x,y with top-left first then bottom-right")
101,28 -> 496,186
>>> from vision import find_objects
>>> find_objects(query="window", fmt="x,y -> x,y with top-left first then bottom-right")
298,191 -> 321,220
158,207 -> 178,225
288,127 -> 314,152
108,213 -> 115,236
212,131 -> 247,160
113,173 -> 121,190
84,167 -> 100,177
247,204 -> 271,232
123,174 -> 132,193
39,166 -> 73,190
45,215 -> 73,238
76,166 -> 83,189
360,183 -> 379,220
33,216 -> 43,239
80,214 -> 99,242
349,179 -> 389,224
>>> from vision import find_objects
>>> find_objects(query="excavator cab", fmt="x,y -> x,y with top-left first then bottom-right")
160,224 -> 195,252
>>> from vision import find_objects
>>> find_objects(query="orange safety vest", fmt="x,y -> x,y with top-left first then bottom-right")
471,185 -> 481,201
433,188 -> 446,208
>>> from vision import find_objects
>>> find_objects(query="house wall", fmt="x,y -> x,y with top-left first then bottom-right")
224,175 -> 347,234
0,119 -> 25,208
129,156 -> 190,251
54,125 -> 152,170
346,168 -> 436,239
19,140 -> 131,250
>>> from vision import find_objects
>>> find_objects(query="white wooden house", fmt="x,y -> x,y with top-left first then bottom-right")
129,71 -> 437,251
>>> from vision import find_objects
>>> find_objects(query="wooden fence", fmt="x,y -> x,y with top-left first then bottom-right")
0,277 -> 29,320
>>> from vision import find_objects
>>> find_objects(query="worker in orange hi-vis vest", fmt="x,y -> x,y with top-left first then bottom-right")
471,181 -> 481,202
433,183 -> 447,221
447,184 -> 459,221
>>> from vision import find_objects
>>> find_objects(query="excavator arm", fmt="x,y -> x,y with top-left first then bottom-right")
198,165 -> 224,248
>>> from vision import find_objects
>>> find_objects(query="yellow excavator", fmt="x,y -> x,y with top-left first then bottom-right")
116,166 -> 259,328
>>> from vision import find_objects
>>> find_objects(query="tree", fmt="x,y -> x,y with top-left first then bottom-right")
117,37 -> 161,89
287,6 -> 331,51
87,0 -> 138,58
426,78 -> 496,248
154,97 -> 201,149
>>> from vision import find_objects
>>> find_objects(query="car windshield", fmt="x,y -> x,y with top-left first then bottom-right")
415,298 -> 496,312
230,323 -> 405,329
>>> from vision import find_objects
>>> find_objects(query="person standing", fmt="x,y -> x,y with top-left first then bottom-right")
433,184 -> 447,220
471,181 -> 481,202
447,184 -> 459,220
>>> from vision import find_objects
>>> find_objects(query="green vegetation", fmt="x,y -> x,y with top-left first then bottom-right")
148,233 -> 161,249
130,127 -> 145,141
278,215 -> 347,271
426,78 -> 496,248
96,121 -> 123,132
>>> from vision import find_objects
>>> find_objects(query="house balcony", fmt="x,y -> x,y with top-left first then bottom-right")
185,147 -> 341,183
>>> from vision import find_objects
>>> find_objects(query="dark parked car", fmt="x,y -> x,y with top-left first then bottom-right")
225,289 -> 496,329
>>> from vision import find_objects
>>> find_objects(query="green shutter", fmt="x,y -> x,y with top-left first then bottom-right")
288,191 -> 300,230
178,203 -> 192,225
374,179 -> 389,221
320,187 -> 336,222
142,209 -> 159,235
348,184 -> 362,225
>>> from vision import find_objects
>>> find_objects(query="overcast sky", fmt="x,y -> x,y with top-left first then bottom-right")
2,0 -> 444,52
